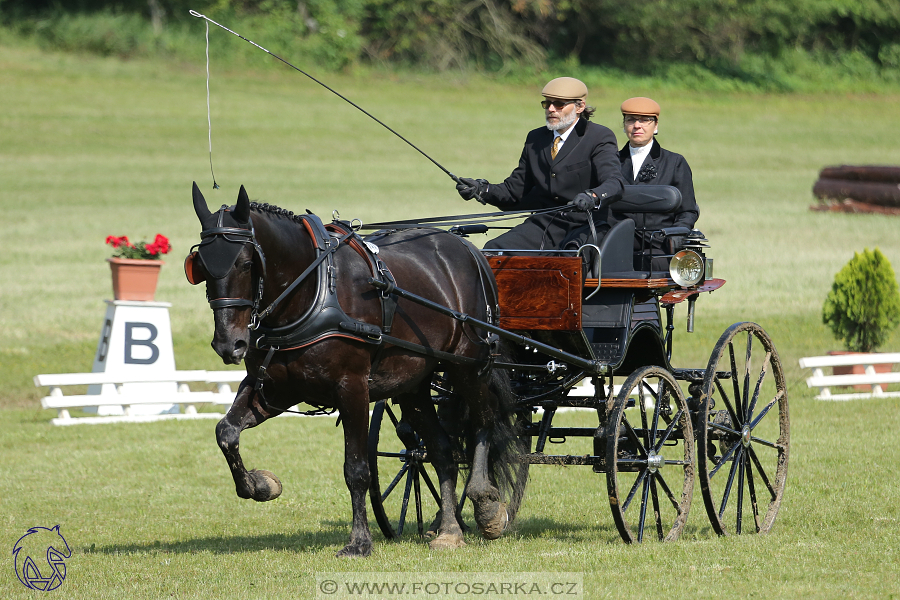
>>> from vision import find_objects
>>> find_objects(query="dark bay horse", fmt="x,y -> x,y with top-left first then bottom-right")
186,183 -> 523,557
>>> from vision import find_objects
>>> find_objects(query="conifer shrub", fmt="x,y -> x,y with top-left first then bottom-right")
822,248 -> 900,352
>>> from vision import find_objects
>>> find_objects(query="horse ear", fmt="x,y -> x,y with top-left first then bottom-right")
234,185 -> 251,223
192,182 -> 211,220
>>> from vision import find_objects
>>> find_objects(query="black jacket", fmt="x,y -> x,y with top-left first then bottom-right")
485,118 -> 624,210
605,139 -> 700,238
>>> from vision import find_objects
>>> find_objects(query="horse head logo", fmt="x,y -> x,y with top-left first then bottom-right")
12,525 -> 71,591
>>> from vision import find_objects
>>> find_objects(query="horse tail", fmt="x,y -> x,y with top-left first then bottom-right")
484,341 -> 529,524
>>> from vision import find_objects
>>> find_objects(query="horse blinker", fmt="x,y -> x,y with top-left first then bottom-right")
184,251 -> 208,285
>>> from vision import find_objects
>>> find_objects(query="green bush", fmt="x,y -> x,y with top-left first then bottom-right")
4,0 -> 900,86
822,248 -> 900,353
32,10 -> 154,57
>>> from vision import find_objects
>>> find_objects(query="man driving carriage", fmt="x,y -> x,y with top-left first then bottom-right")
456,85 -> 700,273
454,77 -> 624,251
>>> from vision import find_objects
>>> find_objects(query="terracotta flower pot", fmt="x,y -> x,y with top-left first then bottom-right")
107,258 -> 164,301
827,350 -> 893,391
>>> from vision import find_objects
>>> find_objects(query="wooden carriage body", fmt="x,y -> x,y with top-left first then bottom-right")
369,186 -> 788,546
487,254 -> 673,373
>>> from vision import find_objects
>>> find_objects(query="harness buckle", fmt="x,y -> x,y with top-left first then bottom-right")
375,258 -> 396,297
477,333 -> 501,378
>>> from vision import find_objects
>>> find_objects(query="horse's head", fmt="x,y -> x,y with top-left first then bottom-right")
186,182 -> 262,364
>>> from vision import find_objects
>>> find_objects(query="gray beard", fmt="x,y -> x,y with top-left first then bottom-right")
546,112 -> 578,132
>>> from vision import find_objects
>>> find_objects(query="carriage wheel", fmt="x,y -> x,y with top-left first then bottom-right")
368,399 -> 448,540
697,322 -> 789,536
606,365 -> 695,543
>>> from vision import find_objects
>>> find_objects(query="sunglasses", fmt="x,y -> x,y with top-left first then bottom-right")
541,99 -> 578,110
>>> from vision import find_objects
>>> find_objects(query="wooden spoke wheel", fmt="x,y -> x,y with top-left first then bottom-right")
698,322 -> 790,536
606,365 -> 695,543
368,399 -> 448,539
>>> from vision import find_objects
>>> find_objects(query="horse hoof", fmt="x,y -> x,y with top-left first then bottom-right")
249,469 -> 282,502
478,502 -> 509,541
429,533 -> 465,550
336,543 -> 372,558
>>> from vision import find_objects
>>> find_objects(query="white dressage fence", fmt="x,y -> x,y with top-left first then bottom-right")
799,353 -> 900,401
35,370 -> 246,425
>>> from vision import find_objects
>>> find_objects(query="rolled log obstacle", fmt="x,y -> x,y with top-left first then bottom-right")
812,165 -> 900,214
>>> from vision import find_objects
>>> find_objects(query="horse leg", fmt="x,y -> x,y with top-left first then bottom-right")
467,427 -> 509,540
335,381 -> 374,558
215,381 -> 283,502
454,370 -> 510,541
394,390 -> 466,550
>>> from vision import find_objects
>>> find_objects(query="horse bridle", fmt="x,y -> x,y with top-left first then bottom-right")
188,205 -> 267,313
188,205 -> 351,331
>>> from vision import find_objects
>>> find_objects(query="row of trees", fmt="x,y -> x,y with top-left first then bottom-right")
4,0 -> 900,78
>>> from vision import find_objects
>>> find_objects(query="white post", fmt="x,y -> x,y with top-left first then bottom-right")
813,367 -> 831,398
865,364 -> 884,395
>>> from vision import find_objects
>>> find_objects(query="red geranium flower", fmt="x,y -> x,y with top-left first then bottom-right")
106,233 -> 171,260
105,235 -> 132,249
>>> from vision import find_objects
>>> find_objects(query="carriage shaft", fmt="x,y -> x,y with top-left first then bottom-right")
368,278 -> 605,374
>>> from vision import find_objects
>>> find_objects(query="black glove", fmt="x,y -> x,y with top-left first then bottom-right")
456,177 -> 489,202
567,191 -> 597,211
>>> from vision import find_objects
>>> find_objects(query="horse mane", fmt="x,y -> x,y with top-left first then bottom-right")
249,201 -> 309,225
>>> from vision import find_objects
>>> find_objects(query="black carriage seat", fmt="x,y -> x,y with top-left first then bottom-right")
622,184 -> 692,273
590,185 -> 690,279
578,186 -> 690,371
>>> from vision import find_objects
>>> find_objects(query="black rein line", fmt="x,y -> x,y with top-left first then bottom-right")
359,205 -> 570,231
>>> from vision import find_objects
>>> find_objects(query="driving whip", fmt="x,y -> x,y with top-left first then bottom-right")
189,10 -> 474,194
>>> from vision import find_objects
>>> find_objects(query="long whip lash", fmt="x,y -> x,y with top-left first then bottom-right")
203,18 -> 219,189
189,10 -> 466,187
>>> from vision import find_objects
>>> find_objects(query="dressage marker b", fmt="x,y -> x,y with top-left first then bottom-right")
124,322 -> 160,365
88,299 -> 178,415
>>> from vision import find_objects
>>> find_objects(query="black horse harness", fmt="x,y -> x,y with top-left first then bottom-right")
186,206 -> 500,400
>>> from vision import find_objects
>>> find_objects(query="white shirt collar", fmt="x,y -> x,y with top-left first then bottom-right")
554,118 -> 579,144
629,142 -> 653,179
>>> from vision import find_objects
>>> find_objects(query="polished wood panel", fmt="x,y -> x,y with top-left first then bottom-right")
488,256 -> 582,330
659,278 -> 726,304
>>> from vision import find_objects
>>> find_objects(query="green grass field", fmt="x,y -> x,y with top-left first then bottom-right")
2,38 -> 900,599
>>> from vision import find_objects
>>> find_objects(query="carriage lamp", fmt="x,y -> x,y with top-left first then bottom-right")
669,250 -> 705,287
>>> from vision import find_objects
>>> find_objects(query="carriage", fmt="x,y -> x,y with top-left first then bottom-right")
187,182 -> 788,555
365,185 -> 789,544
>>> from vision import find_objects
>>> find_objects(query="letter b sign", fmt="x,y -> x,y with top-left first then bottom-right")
124,322 -> 160,365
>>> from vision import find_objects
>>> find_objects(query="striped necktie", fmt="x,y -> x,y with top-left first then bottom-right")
551,136 -> 561,160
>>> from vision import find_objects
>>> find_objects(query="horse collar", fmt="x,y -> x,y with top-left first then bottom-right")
251,217 -> 389,351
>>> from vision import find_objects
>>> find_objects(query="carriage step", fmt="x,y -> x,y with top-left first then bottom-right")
523,453 -> 604,467
672,368 -> 732,383
671,368 -> 706,383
